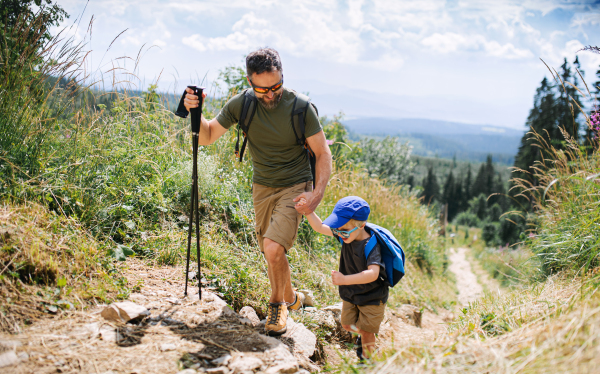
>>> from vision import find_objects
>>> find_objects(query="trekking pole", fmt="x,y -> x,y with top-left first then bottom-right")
176,85 -> 205,300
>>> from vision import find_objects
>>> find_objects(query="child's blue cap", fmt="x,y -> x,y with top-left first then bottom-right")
323,196 -> 370,229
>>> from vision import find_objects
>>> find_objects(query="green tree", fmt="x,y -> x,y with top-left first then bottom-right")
512,77 -> 558,208
217,64 -> 250,94
0,0 -> 67,61
471,155 -> 495,199
420,166 -> 440,204
354,136 -> 415,185
555,57 -> 584,144
442,170 -> 462,222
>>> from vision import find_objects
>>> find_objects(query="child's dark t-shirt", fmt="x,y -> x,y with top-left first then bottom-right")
336,235 -> 389,306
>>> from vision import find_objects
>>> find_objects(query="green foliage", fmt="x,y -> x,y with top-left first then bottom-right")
351,136 -> 415,185
481,222 -> 499,246
217,64 -> 250,95
454,212 -> 480,228
420,166 -> 440,204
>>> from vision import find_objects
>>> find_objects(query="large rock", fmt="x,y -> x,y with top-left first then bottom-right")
282,318 -> 317,357
0,351 -> 19,368
239,306 -> 260,327
264,361 -> 299,374
228,355 -> 263,373
101,301 -> 149,323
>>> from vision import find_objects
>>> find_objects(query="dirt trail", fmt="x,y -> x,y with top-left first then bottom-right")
448,247 -> 484,305
1,249 -> 489,372
1,261 -> 315,374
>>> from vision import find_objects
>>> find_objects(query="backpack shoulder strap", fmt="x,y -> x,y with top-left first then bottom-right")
235,89 -> 257,161
291,92 -> 311,145
364,234 -> 378,260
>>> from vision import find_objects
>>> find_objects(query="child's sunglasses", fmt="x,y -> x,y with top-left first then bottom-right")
249,77 -> 284,94
331,226 -> 358,239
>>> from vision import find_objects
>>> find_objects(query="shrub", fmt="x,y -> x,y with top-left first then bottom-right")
454,211 -> 480,228
482,222 -> 499,246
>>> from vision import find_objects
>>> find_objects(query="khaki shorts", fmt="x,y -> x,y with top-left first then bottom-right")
341,300 -> 386,334
253,181 -> 312,253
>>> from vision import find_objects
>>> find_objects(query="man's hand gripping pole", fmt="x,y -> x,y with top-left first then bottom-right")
175,85 -> 205,299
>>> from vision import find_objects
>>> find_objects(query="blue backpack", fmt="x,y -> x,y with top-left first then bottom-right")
337,223 -> 406,287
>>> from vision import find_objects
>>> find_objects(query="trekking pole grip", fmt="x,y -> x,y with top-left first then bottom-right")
188,85 -> 204,134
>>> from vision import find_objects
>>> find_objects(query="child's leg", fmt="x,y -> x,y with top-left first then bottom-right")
354,302 -> 386,359
359,330 -> 376,358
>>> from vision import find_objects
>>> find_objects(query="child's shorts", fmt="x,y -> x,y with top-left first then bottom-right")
341,300 -> 386,334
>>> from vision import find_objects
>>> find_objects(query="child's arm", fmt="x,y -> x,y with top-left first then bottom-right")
305,212 -> 334,236
295,198 -> 333,236
331,265 -> 380,285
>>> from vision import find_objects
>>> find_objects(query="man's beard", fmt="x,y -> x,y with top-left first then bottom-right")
257,90 -> 283,109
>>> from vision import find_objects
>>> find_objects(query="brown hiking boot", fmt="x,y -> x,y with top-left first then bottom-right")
265,302 -> 288,336
287,290 -> 305,311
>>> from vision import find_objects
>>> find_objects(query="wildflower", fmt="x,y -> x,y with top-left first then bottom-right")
326,139 -> 334,145
528,232 -> 536,238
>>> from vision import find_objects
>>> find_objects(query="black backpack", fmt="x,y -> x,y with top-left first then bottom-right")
235,89 -> 318,187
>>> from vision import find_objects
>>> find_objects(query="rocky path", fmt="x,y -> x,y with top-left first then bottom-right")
0,261 -> 317,374
448,247 -> 484,305
1,251 -> 481,373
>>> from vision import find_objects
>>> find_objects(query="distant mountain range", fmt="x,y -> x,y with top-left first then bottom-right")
342,117 -> 526,165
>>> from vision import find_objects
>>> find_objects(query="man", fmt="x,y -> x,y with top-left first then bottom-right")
183,48 -> 332,336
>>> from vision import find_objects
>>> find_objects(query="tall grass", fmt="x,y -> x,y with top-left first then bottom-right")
511,79 -> 600,276
0,11 -> 85,187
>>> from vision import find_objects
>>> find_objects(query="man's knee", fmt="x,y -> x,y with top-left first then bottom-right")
263,238 -> 285,263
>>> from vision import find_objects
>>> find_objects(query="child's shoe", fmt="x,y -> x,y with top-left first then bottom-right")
355,336 -> 364,360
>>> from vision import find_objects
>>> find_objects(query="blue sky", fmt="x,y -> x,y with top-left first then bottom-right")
54,0 -> 600,129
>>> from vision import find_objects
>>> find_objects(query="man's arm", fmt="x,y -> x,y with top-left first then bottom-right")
331,265 -> 380,285
183,88 -> 228,145
293,130 -> 332,214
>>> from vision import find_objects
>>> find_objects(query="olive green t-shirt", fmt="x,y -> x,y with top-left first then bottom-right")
216,87 -> 322,188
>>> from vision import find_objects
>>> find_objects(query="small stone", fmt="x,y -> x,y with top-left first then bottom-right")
297,289 -> 315,307
99,325 -> 117,342
238,306 -> 260,327
0,351 -> 19,367
160,343 -> 177,352
0,340 -> 22,350
395,304 -> 422,328
323,302 -> 343,314
101,301 -> 149,323
264,362 -> 299,374
177,370 -> 197,374
228,356 -> 263,373
166,297 -> 181,305
205,367 -> 229,374
188,271 -> 197,280
211,354 -> 231,366
303,307 -> 317,312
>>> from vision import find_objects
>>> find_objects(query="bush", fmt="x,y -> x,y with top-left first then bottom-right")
350,136 -> 415,185
482,222 -> 499,246
453,211 -> 480,228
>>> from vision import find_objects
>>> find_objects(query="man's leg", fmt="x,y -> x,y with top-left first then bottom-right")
263,238 -> 295,304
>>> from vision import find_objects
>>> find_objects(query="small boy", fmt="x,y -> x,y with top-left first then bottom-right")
295,196 -> 388,360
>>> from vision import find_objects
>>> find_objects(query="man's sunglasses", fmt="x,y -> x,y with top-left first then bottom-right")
331,226 -> 359,239
249,76 -> 284,94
